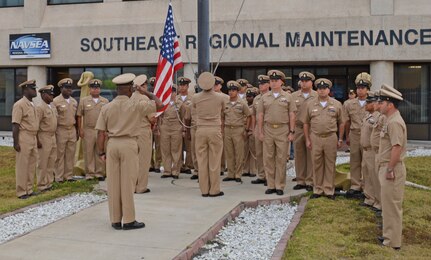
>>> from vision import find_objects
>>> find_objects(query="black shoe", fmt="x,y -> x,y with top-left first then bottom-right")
220,172 -> 224,176
112,222 -> 122,230
29,191 -> 40,197
149,167 -> 155,172
371,207 -> 381,212
359,202 -> 372,208
97,176 -> 106,181
292,177 -> 297,182
293,184 -> 306,190
161,174 -> 173,178
66,179 -> 76,182
326,195 -> 336,200
305,185 -> 313,192
310,194 -> 321,199
376,211 -> 382,218
249,173 -> 256,177
265,189 -> 276,194
183,169 -> 192,174
276,189 -> 284,196
172,175 -> 179,179
191,175 -> 198,180
122,221 -> 145,230
377,236 -> 384,243
202,194 -> 209,197
242,172 -> 251,177
209,192 -> 224,197
235,178 -> 242,183
264,181 -> 267,186
222,177 -> 235,182
154,168 -> 161,173
346,189 -> 362,199
251,178 -> 266,184
18,194 -> 30,199
135,189 -> 151,194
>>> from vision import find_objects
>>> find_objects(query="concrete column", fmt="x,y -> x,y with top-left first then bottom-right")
183,63 -> 198,94
370,61 -> 394,91
28,65 -> 47,104
24,0 -> 46,28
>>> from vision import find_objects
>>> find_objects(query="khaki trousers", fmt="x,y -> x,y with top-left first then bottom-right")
294,127 -> 313,186
191,126 -> 199,175
55,126 -> 77,181
263,124 -> 289,190
136,127 -> 152,192
83,128 -> 104,179
373,148 -> 382,209
254,126 -> 265,180
196,126 -> 223,195
184,137 -> 194,169
379,162 -> 406,248
349,131 -> 363,190
151,133 -> 162,169
15,131 -> 37,197
243,133 -> 257,175
106,137 -> 138,224
160,125 -> 182,176
221,148 -> 226,171
310,133 -> 337,195
224,127 -> 245,179
362,149 -> 378,206
37,131 -> 56,191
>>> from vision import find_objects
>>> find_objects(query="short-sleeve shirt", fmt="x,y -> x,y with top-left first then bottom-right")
360,111 -> 378,148
257,91 -> 297,124
223,98 -> 250,127
378,110 -> 407,163
191,90 -> 225,127
36,102 -> 57,133
371,113 -> 386,149
53,95 -> 78,127
291,90 -> 317,127
343,98 -> 367,130
303,97 -> 343,135
130,92 -> 154,129
12,97 -> 39,132
77,96 -> 109,129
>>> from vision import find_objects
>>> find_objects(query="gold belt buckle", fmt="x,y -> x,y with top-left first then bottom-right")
272,124 -> 279,128
230,126 -> 234,129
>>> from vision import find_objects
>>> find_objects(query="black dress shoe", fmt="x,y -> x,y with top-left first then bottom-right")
18,194 -> 30,199
183,169 -> 192,174
310,194 -> 321,199
292,177 -> 297,182
359,202 -> 372,208
66,179 -> 76,182
111,222 -> 122,230
149,167 -> 155,172
209,192 -> 224,197
97,176 -> 106,181
293,184 -> 307,190
29,191 -> 40,196
376,211 -> 382,218
202,194 -> 209,197
249,173 -> 256,177
305,185 -> 313,192
265,189 -> 276,194
122,221 -> 145,230
154,168 -> 161,173
135,189 -> 151,194
346,189 -> 362,199
326,195 -> 336,200
371,207 -> 381,212
242,172 -> 251,177
172,175 -> 179,179
276,189 -> 284,196
161,174 -> 173,178
264,181 -> 267,186
220,171 -> 224,176
222,177 -> 235,182
191,175 -> 198,180
251,179 -> 266,184
377,236 -> 384,243
235,178 -> 242,182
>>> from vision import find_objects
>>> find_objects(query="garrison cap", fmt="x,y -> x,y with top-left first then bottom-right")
366,91 -> 378,102
89,79 -> 102,88
227,80 -> 241,90
18,79 -> 36,89
268,70 -> 285,81
178,77 -> 191,85
197,72 -> 215,91
378,84 -> 403,102
134,74 -> 148,86
257,75 -> 270,84
39,85 -> 54,95
214,76 -> 224,85
112,73 -> 135,85
58,78 -> 73,88
149,77 -> 156,85
236,79 -> 249,87
314,78 -> 333,89
246,88 -> 257,96
355,72 -> 372,88
299,71 -> 315,81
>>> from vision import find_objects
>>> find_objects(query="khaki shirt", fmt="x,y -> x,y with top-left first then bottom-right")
360,111 -> 378,148
378,110 -> 407,163
291,90 -> 317,127
53,95 -> 78,127
95,95 -> 156,137
12,97 -> 39,132
36,102 -> 57,133
371,112 -> 386,150
160,100 -> 183,129
177,94 -> 193,122
191,90 -> 225,127
77,96 -> 109,129
130,92 -> 153,128
251,94 -> 262,117
257,91 -> 297,124
303,98 -> 343,135
224,98 -> 250,127
343,98 -> 367,131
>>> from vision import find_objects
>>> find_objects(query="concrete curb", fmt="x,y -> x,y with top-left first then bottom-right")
173,194 -> 305,260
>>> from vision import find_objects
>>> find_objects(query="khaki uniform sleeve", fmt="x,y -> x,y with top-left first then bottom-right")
139,100 -> 156,117
95,108 -> 107,131
337,103 -> 344,125
342,102 -> 350,121
257,97 -> 264,114
11,103 -> 23,124
243,101 -> 251,117
36,106 -> 43,124
288,94 -> 297,113
388,121 -> 405,147
77,99 -> 84,117
303,103 -> 311,124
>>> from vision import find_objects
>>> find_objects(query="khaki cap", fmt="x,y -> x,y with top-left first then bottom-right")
366,91 -> 378,102
381,83 -> 402,97
197,72 -> 215,90
268,70 -> 286,81
214,76 -> 224,85
39,85 -> 54,95
257,75 -> 270,84
246,88 -> 257,96
355,72 -> 372,88
349,89 -> 355,94
236,79 -> 249,86
112,73 -> 135,85
58,78 -> 73,88
177,77 -> 191,85
314,78 -> 333,89
378,84 -> 403,101
134,74 -> 148,86
18,79 -> 36,89
89,79 -> 102,88
149,77 -> 156,85
282,85 -> 295,93
227,80 -> 241,90
299,71 -> 315,81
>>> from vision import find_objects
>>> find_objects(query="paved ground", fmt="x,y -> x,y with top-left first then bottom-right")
0,170 -> 305,260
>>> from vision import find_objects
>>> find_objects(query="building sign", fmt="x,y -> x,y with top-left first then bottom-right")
9,33 -> 51,59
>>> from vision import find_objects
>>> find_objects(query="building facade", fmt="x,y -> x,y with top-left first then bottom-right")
0,0 -> 430,140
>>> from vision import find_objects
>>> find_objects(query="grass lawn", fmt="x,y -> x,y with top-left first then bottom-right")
284,156 -> 431,259
0,146 -> 97,215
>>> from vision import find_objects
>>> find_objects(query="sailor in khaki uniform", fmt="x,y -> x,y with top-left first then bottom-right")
214,76 -> 229,175
344,73 -> 371,197
376,84 -> 407,250
176,77 -> 193,174
292,72 -> 317,191
77,79 -> 109,180
222,81 -> 251,182
53,78 -> 78,182
36,85 -> 57,192
243,88 -> 257,177
303,78 -> 345,199
193,72 -> 225,197
251,75 -> 270,185
12,80 -> 39,199
257,70 -> 296,196
236,79 -> 249,100
96,73 -> 156,230
149,77 -> 162,173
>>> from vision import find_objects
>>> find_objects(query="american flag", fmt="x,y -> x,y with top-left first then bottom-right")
154,3 -> 183,114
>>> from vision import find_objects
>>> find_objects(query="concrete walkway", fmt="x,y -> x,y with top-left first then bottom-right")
0,170 -> 304,260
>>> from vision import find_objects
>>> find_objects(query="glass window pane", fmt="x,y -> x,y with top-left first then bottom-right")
85,67 -> 121,90
0,69 -> 15,116
122,66 -> 157,78
48,0 -> 102,5
0,0 -> 23,7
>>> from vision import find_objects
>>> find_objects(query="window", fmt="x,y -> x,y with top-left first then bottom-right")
48,0 -> 102,5
0,0 -> 23,7
0,68 -> 27,116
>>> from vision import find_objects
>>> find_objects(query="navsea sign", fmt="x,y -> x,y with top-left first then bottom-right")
9,33 -> 51,59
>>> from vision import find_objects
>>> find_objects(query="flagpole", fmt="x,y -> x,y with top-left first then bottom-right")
197,0 -> 210,80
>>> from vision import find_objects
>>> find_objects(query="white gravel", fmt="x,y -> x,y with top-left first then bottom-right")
0,193 -> 106,244
0,137 -> 13,147
193,203 -> 297,260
